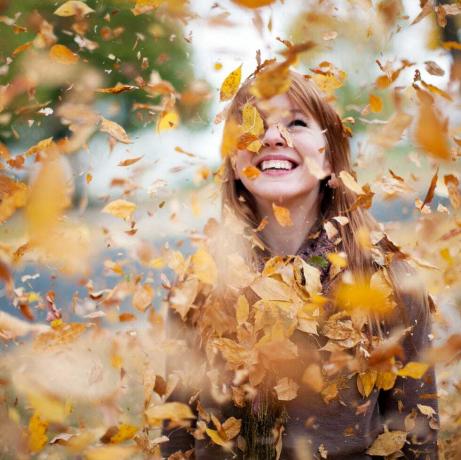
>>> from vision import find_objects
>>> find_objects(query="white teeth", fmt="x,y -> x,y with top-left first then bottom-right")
260,160 -> 294,171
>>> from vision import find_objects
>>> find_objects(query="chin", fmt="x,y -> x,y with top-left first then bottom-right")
251,185 -> 314,204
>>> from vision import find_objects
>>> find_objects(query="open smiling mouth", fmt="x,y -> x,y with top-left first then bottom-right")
256,159 -> 300,175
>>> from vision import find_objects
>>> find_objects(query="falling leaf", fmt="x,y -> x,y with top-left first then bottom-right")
54,1 -> 94,16
191,246 -> 217,285
357,370 -> 378,398
274,377 -> 299,401
397,361 -> 429,379
205,427 -> 232,448
132,284 -> 154,312
157,110 -> 180,133
232,0 -> 276,8
417,404 -> 436,418
102,199 -> 136,220
272,203 -> 293,227
366,431 -> 407,456
109,424 -> 138,443
49,44 -> 79,64
12,41 -> 33,57
118,156 -> 143,167
420,168 -> 439,210
424,61 -> 445,77
414,89 -> 451,160
28,412 -> 48,453
250,62 -> 291,99
220,64 -> 242,101
146,402 -> 196,425
0,175 -> 28,222
242,165 -> 260,180
96,84 -> 138,94
369,94 -> 383,113
100,117 -> 132,144
339,170 -> 364,195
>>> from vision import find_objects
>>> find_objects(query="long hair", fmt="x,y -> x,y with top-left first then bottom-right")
215,67 -> 432,458
220,68 -> 382,275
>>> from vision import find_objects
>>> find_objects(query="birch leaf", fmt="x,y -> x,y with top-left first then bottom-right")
102,199 -> 136,220
220,65 -> 242,101
272,203 -> 293,227
366,431 -> 407,456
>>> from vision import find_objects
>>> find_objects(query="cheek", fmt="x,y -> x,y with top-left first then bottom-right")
235,150 -> 253,170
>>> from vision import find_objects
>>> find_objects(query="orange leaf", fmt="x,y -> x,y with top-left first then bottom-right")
49,44 -> 79,64
369,94 -> 383,113
272,203 -> 293,227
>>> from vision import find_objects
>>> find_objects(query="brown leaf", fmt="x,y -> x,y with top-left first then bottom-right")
118,156 -> 143,167
100,117 -> 132,144
96,84 -> 138,94
420,168 -> 438,210
274,377 -> 299,401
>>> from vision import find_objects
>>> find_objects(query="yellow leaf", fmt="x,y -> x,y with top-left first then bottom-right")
376,370 -> 397,390
232,0 -> 275,7
339,170 -> 364,194
146,402 -> 196,425
417,404 -> 436,417
27,390 -> 71,424
414,89 -> 451,160
241,102 -> 264,136
110,424 -> 138,443
242,165 -> 260,180
85,445 -> 138,460
191,246 -> 217,285
250,63 -> 291,100
274,377 -> 299,401
25,155 -> 71,239
28,412 -> 48,453
220,118 -> 242,158
369,94 -> 383,113
366,431 -> 407,456
326,252 -> 348,269
205,427 -> 231,447
397,361 -> 429,379
54,1 -> 94,16
49,44 -> 79,64
100,117 -> 132,144
236,295 -> 249,325
272,203 -> 293,227
157,110 -> 179,133
102,199 -> 136,220
220,64 -> 242,101
251,276 -> 292,302
334,279 -> 395,314
357,370 -> 378,397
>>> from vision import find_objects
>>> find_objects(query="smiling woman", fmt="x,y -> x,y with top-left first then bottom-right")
161,66 -> 439,459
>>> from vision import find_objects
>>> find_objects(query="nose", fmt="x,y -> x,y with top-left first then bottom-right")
262,124 -> 286,149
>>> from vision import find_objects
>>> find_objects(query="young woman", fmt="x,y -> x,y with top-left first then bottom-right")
161,67 -> 439,459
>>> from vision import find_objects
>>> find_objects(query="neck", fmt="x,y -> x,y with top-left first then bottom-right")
256,186 -> 322,256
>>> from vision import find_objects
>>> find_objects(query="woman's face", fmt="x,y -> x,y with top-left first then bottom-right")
233,93 -> 331,205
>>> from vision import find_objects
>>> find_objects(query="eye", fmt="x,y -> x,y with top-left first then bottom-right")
288,119 -> 308,128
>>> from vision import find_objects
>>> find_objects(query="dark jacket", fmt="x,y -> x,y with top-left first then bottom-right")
160,229 -> 439,460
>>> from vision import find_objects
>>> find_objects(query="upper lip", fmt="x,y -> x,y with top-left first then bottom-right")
254,154 -> 300,168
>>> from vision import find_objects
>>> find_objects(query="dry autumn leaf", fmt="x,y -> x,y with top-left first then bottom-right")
118,156 -> 143,167
100,117 -> 132,144
369,94 -> 383,113
272,203 -> 293,227
414,89 -> 451,160
242,165 -> 260,180
274,377 -> 299,401
102,199 -> 136,220
157,110 -> 180,133
49,44 -> 79,64
232,0 -> 276,8
220,64 -> 242,101
54,1 -> 94,16
366,430 -> 407,456
397,361 -> 429,379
